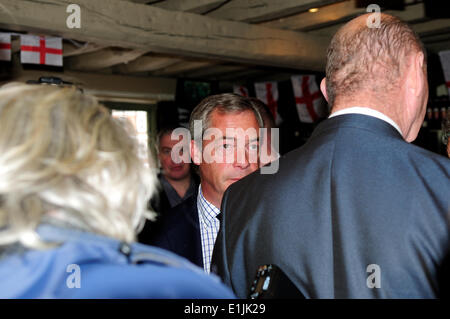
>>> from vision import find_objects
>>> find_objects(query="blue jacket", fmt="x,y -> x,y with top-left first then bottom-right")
0,224 -> 235,299
213,114 -> 450,298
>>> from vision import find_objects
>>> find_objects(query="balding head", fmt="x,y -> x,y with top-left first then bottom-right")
321,13 -> 428,142
324,13 -> 425,108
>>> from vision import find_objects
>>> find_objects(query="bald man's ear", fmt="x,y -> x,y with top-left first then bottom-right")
320,78 -> 329,103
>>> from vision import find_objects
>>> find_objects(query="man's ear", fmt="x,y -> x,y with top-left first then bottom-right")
190,139 -> 202,165
320,77 -> 329,103
403,51 -> 428,142
405,51 -> 427,97
414,51 -> 427,98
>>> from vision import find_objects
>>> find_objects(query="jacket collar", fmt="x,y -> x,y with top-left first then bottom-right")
312,113 -> 405,141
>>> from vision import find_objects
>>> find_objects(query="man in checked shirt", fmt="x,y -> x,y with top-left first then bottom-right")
150,93 -> 264,273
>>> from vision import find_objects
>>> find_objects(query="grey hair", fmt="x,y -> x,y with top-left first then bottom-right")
156,125 -> 180,152
325,13 -> 426,108
0,84 -> 157,249
189,93 -> 264,142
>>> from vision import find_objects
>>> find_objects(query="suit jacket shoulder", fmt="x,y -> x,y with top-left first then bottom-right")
213,114 -> 450,298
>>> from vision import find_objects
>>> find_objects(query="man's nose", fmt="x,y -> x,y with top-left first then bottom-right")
233,148 -> 251,169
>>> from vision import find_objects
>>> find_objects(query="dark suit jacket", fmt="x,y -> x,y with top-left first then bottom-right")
149,191 -> 203,268
211,114 -> 450,298
138,173 -> 199,246
137,181 -> 171,245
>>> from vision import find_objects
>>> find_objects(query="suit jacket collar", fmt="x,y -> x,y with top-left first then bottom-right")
329,107 -> 403,136
311,113 -> 404,142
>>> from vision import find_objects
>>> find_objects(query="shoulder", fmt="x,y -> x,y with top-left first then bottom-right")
74,242 -> 234,298
0,230 -> 234,299
162,194 -> 198,224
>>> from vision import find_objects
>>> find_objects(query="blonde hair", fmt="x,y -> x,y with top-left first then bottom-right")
0,84 -> 156,249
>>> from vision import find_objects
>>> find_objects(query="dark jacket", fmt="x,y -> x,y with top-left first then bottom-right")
138,173 -> 199,245
150,189 -> 203,268
212,114 -> 450,298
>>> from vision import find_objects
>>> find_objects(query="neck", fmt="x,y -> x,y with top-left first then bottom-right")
200,182 -> 221,209
165,174 -> 191,198
332,99 -> 406,138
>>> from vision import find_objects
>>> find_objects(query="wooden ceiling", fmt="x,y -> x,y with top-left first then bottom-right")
0,0 -> 449,84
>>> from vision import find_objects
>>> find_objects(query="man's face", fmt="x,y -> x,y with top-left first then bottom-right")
158,133 -> 191,181
195,109 -> 260,206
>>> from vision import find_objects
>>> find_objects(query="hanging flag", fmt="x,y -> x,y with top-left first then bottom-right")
291,75 -> 327,123
438,50 -> 450,95
254,81 -> 282,125
233,85 -> 249,97
0,33 -> 11,61
21,35 -> 63,66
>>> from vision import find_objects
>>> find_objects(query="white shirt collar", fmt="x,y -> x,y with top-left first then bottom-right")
329,107 -> 403,136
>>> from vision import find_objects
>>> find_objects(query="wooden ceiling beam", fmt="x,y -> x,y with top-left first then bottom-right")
0,0 -> 329,71
151,60 -> 217,76
115,55 -> 182,73
153,0 -> 228,14
63,41 -> 107,57
207,0 -> 343,23
185,64 -> 249,78
65,48 -> 148,71
264,2 -> 425,32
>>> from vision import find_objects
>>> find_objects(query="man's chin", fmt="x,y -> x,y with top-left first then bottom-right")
167,172 -> 189,180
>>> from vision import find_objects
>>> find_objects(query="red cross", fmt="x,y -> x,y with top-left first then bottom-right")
21,37 -> 62,64
295,76 -> 321,122
239,86 -> 248,97
265,82 -> 278,120
0,43 -> 11,50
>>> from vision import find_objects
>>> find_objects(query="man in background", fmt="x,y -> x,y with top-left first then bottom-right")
138,126 -> 199,245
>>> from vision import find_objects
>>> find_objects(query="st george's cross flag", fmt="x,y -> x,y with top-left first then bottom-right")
438,50 -> 450,95
0,33 -> 11,61
21,35 -> 63,66
254,81 -> 283,125
291,75 -> 328,123
233,85 -> 249,97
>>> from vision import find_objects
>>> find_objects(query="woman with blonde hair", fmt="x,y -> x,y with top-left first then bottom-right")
0,84 -> 234,298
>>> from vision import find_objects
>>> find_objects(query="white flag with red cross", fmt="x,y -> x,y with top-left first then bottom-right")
438,50 -> 450,95
233,85 -> 249,97
20,35 -> 63,66
254,81 -> 282,125
0,33 -> 11,61
291,75 -> 328,123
